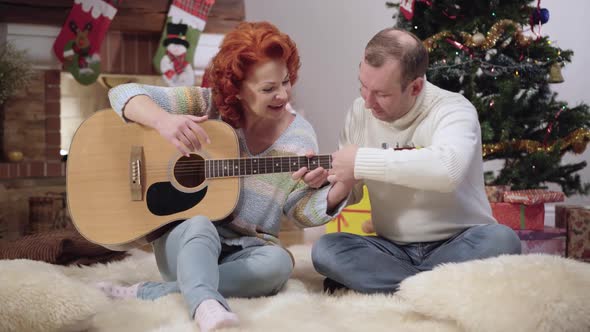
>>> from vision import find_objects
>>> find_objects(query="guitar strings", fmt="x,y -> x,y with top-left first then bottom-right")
118,156 -> 333,173
140,161 -> 332,174
168,157 -> 332,168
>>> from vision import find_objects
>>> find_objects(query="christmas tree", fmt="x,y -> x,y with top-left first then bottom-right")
388,0 -> 590,196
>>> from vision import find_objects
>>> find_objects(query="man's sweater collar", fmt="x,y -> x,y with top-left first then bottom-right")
381,81 -> 431,130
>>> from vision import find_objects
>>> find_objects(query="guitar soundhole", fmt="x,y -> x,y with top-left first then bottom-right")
174,154 -> 206,188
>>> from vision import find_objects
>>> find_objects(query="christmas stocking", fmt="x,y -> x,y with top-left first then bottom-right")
153,0 -> 216,87
399,0 -> 416,20
53,0 -> 119,85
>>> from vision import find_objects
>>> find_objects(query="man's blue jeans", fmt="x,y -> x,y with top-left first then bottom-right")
312,223 -> 521,293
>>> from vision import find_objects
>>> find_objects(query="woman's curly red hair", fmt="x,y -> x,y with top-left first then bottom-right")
206,21 -> 300,128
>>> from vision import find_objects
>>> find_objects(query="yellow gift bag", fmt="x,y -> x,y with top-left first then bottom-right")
325,185 -> 374,235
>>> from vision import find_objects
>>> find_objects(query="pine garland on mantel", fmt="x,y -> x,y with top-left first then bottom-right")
0,42 -> 34,105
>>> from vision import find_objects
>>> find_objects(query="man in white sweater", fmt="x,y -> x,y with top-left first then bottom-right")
309,28 -> 521,293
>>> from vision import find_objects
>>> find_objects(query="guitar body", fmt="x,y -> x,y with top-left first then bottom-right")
67,109 -> 240,251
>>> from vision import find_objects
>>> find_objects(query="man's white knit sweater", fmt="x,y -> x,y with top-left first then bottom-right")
343,81 -> 496,244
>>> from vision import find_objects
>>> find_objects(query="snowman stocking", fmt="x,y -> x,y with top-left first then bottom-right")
153,0 -> 216,87
53,0 -> 119,85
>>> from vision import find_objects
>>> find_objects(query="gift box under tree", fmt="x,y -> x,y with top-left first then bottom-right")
502,190 -> 565,205
490,202 -> 545,230
490,190 -> 564,231
326,186 -> 374,235
516,227 -> 566,256
555,205 -> 590,262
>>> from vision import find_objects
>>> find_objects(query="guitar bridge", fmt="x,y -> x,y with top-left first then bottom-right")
130,146 -> 144,201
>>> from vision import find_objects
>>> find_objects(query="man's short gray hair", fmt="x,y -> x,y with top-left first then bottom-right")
364,28 -> 428,90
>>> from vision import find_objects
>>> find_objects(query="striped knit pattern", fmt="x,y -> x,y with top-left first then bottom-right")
109,84 -> 342,247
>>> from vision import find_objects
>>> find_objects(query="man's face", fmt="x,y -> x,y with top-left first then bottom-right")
358,59 -> 420,122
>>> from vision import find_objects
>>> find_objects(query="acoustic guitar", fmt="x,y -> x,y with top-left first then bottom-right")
67,109 -> 332,251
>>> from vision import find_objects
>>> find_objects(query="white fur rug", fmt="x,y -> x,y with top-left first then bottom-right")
1,245 -> 590,332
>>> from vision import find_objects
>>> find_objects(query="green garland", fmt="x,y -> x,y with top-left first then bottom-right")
0,42 -> 34,105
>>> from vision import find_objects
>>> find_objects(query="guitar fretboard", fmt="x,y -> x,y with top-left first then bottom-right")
205,155 -> 332,179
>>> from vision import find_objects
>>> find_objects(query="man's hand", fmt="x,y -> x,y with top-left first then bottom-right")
292,151 -> 329,188
361,219 -> 374,234
154,113 -> 210,156
328,145 -> 359,183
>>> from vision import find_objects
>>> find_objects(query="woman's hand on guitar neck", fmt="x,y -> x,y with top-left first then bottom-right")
292,151 -> 329,188
154,112 -> 210,156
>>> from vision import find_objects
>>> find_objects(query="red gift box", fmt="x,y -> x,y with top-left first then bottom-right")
555,205 -> 590,262
516,227 -> 566,256
490,202 -> 544,230
502,189 -> 564,205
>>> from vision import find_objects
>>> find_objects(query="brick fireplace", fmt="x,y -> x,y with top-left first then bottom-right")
0,25 -> 178,179
0,70 -> 64,179
0,25 -> 166,241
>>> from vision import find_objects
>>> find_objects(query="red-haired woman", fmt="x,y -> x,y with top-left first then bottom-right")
100,22 -> 349,331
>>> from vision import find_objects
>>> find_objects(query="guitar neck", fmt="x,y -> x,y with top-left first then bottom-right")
205,154 -> 332,179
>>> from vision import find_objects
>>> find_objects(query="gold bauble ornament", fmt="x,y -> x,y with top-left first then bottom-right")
6,150 -> 23,162
572,141 -> 587,154
472,32 -> 485,46
548,63 -> 564,83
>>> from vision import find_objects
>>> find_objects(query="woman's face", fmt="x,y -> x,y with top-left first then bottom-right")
238,60 -> 292,120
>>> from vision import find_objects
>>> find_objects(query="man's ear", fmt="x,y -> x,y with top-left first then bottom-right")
410,77 -> 425,97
